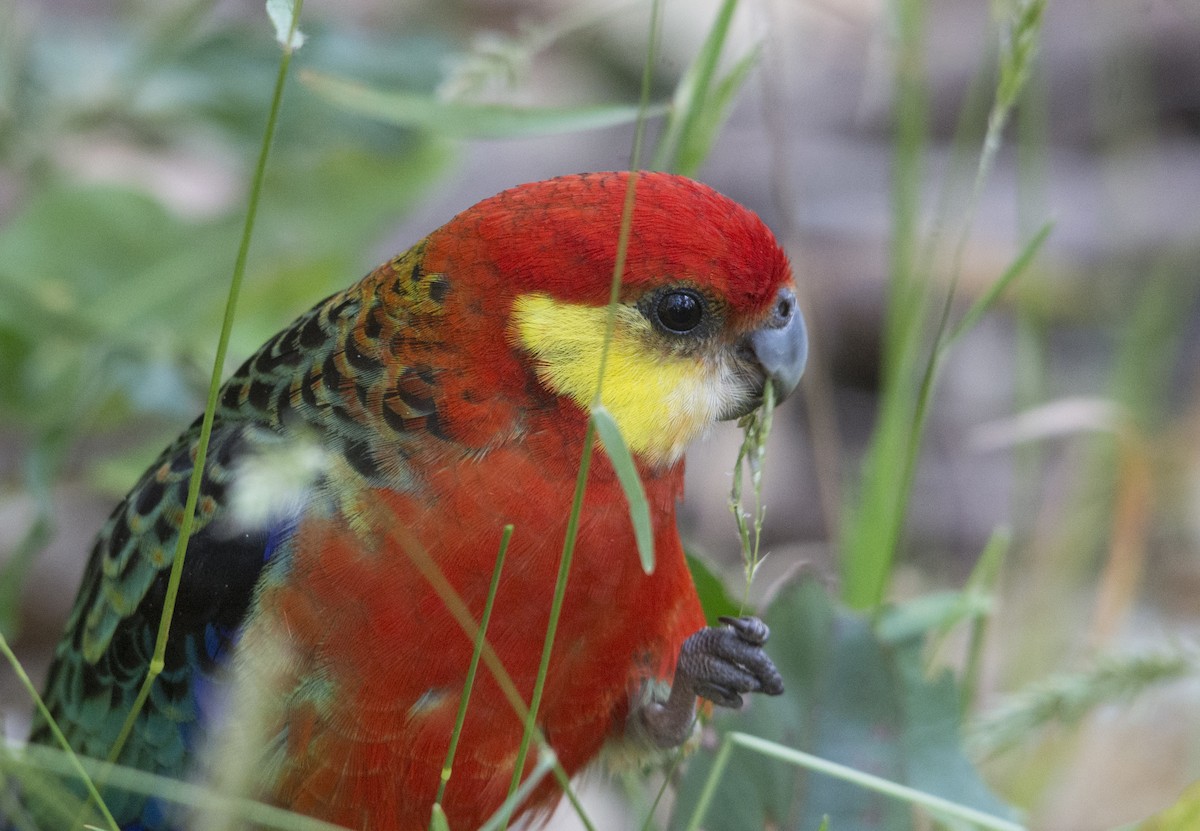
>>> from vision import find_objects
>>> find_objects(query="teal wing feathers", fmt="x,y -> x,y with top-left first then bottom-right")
23,246 -> 449,828
25,287 -> 365,828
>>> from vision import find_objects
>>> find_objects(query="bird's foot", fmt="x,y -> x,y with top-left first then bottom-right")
632,616 -> 784,749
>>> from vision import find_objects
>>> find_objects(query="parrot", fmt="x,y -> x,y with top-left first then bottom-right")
19,170 -> 807,831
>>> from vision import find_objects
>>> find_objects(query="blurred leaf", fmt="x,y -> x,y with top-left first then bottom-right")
672,44 -> 760,177
673,578 -> 1016,830
0,185 -> 191,310
968,649 -> 1196,759
685,552 -> 741,626
651,0 -> 754,175
0,506 -> 51,639
0,117 -> 451,427
1135,780 -> 1200,831
265,0 -> 306,52
0,184 -> 214,428
302,70 -> 665,139
876,590 -> 990,645
125,26 -> 449,150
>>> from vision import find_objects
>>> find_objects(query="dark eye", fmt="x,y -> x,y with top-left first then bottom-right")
655,290 -> 705,333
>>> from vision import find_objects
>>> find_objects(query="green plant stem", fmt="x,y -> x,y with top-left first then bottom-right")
839,0 -> 929,611
637,749 -> 685,831
436,526 -> 512,809
366,496 -> 592,829
503,0 -> 662,821
731,381 -> 775,609
0,633 -> 120,831
921,527 -> 1010,705
687,732 -> 1026,831
842,0 -> 1046,612
3,743 -> 345,831
596,0 -> 659,375
505,418 -> 596,806
104,0 -> 302,776
682,732 -> 735,831
650,0 -> 739,172
479,749 -> 559,831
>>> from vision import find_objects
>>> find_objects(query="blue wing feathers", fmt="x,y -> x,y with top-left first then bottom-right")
9,292 -> 355,830
13,424 -> 299,830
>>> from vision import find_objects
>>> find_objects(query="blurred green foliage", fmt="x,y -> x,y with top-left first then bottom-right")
0,12 -> 457,465
0,10 -> 464,639
674,578 -> 1017,830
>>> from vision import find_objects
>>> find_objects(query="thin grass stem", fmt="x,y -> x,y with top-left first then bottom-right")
505,419 -> 597,809
435,526 -> 513,811
3,744 -> 345,831
104,3 -> 303,775
504,0 -> 663,820
479,749 -> 559,831
638,749 -> 686,831
351,486 -> 590,829
689,733 -> 1027,831
0,632 -> 120,831
681,735 -> 736,831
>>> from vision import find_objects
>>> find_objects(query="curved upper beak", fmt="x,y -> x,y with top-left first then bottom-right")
744,286 -> 807,405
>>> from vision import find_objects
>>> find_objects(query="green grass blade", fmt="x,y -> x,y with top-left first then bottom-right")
0,632 -> 119,831
682,733 -> 736,831
504,417 -> 596,819
103,0 -> 302,777
674,43 -> 761,178
651,0 -> 740,172
686,725 -> 1024,831
838,0 -> 929,612
717,732 -> 1026,831
4,744 -> 347,831
428,804 -> 450,831
504,2 -> 662,819
958,528 -> 1011,708
480,749 -> 559,831
302,70 -> 665,139
944,220 -> 1053,349
435,526 -> 513,810
591,406 -> 654,573
352,484 -> 591,829
840,0 -> 1046,612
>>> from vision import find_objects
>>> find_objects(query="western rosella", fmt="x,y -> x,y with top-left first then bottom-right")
24,171 -> 807,830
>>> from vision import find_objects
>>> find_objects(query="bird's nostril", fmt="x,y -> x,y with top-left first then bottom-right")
773,293 -> 794,326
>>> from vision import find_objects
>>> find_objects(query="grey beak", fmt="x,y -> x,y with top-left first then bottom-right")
747,287 -> 807,403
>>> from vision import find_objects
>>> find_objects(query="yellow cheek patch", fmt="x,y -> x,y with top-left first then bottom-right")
511,293 -> 731,465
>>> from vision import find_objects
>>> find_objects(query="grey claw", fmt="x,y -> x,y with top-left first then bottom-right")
695,682 -> 744,709
718,615 -> 770,646
631,615 -> 785,749
679,616 -> 784,706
